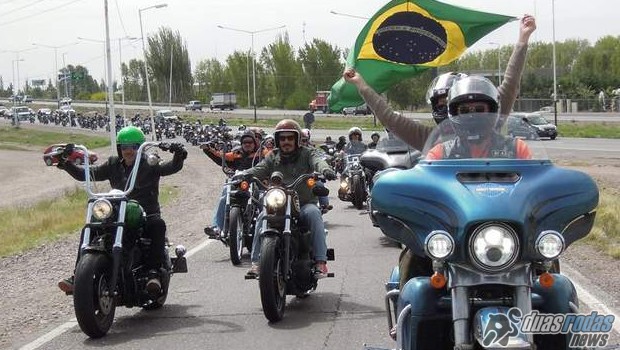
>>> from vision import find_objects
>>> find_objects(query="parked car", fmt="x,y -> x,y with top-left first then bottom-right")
185,100 -> 202,111
342,103 -> 371,116
22,95 -> 33,103
0,106 -> 9,118
506,112 -> 557,140
42,144 -> 98,166
7,95 -> 22,102
539,105 -> 555,113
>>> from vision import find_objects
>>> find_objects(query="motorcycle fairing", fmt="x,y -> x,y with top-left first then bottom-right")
371,160 -> 598,261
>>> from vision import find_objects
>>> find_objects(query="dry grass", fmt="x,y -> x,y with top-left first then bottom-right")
0,185 -> 179,258
584,188 -> 620,259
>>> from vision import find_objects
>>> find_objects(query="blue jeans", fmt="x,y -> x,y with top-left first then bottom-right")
251,203 -> 327,263
316,181 -> 329,207
212,186 -> 227,229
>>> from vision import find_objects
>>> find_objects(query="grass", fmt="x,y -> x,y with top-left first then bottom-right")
0,185 -> 179,258
0,126 -> 110,151
558,121 -> 620,139
583,187 -> 620,259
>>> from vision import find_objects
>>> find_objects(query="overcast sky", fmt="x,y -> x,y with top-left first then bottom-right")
1,0 -> 618,93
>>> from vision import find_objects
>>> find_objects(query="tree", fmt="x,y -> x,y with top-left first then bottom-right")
122,59 -> 146,102
146,27 -> 193,103
194,58 -> 231,103
260,33 -> 303,108
298,38 -> 344,92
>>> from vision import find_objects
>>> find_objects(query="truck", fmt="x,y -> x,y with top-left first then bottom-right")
308,91 -> 330,113
210,92 -> 237,110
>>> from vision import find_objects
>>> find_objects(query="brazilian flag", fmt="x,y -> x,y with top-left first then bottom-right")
328,0 -> 515,112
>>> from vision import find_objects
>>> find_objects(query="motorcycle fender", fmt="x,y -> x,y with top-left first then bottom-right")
386,266 -> 400,292
399,277 -> 449,316
532,273 -> 578,314
260,228 -> 281,238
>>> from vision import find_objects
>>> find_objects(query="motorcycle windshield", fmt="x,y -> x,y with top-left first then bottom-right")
421,113 -> 548,161
371,113 -> 598,260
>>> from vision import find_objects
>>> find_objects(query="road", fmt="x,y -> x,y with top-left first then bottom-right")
4,120 -> 619,350
31,100 -> 620,122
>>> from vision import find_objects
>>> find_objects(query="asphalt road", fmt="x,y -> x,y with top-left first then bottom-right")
5,120 -> 620,350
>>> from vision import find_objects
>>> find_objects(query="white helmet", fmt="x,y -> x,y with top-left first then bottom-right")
348,127 -> 363,141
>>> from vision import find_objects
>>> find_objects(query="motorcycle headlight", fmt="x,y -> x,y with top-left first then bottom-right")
469,223 -> 519,272
92,199 -> 113,220
535,230 -> 564,259
265,189 -> 286,214
425,230 -> 454,260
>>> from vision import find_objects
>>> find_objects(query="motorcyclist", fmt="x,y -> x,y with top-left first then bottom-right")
367,132 -> 380,149
324,136 -> 336,147
56,126 -> 187,295
201,130 -> 262,238
426,76 -> 532,160
301,128 -> 332,212
342,127 -> 368,155
343,14 -> 537,151
262,134 -> 275,156
335,136 -> 347,152
243,119 -> 336,278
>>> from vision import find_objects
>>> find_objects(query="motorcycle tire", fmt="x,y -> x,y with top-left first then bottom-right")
259,236 -> 286,322
73,253 -> 116,338
228,207 -> 244,266
352,175 -> 364,210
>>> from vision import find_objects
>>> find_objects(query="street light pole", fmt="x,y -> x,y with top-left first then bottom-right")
61,53 -> 69,98
139,3 -> 168,140
217,24 -> 286,123
31,42 -> 77,109
169,48 -> 173,107
11,58 -> 24,127
552,0 -> 558,126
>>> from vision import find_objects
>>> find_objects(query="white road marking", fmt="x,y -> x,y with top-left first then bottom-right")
18,238 -> 216,350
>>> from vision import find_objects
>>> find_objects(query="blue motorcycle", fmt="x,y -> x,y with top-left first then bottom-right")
368,113 -> 599,350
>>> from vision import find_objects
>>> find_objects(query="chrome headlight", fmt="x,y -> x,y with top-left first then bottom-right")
469,223 -> 519,272
536,230 -> 564,259
92,199 -> 113,220
264,189 -> 286,214
425,230 -> 455,260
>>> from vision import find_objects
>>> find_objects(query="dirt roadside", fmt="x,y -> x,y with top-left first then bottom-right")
0,132 -> 619,348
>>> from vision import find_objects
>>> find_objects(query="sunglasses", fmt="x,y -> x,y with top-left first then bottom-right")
120,144 -> 140,151
457,104 -> 489,115
278,135 -> 296,141
242,140 -> 254,145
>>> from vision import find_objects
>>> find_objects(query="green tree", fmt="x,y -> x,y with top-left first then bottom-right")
146,27 -> 193,103
121,59 -> 146,102
260,33 -> 301,108
195,58 -> 231,103
298,38 -> 344,92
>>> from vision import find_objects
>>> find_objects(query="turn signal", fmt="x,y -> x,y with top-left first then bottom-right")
240,181 -> 249,191
306,178 -> 316,188
539,272 -> 554,288
430,272 -> 447,289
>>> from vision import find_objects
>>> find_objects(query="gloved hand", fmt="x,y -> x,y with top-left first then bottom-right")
323,168 -> 337,181
169,142 -> 187,159
58,143 -> 75,165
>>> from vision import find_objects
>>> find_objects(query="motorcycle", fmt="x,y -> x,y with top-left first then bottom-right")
247,171 -> 335,322
43,142 -> 188,338
338,153 -> 368,209
368,113 -> 599,350
220,172 -> 266,265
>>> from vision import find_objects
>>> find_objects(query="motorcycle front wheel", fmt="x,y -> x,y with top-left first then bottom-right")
259,236 -> 286,322
73,253 -> 116,338
228,207 -> 244,266
352,174 -> 364,209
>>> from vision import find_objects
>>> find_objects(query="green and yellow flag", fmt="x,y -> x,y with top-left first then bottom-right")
328,0 -> 515,112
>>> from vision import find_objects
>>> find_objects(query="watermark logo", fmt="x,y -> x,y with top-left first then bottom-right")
483,308 -> 615,348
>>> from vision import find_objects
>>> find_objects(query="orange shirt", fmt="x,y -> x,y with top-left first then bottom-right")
426,138 -> 532,160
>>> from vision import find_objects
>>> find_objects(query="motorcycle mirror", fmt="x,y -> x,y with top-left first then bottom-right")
147,153 -> 161,166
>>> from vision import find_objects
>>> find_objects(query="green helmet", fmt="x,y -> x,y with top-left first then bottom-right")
125,200 -> 145,230
117,126 -> 145,145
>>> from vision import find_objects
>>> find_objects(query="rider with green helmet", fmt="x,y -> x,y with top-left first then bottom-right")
56,126 -> 187,295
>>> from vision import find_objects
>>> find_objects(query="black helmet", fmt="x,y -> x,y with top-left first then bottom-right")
426,72 -> 468,124
273,119 -> 302,148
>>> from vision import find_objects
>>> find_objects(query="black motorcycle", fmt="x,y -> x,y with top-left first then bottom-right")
338,154 -> 368,209
222,173 -> 265,265
45,143 -> 188,338
248,172 -> 335,322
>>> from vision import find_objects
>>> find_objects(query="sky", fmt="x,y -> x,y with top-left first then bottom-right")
1,0 -> 619,94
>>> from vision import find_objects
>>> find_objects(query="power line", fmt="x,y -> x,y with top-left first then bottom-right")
113,0 -> 129,38
0,0 -> 84,28
2,0 -> 46,16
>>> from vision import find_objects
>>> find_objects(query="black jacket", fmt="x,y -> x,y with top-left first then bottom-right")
59,153 -> 184,215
